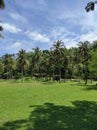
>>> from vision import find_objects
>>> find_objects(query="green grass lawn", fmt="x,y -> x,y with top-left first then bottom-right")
0,79 -> 97,130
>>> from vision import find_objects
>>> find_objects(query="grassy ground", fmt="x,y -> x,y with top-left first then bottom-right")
0,79 -> 97,130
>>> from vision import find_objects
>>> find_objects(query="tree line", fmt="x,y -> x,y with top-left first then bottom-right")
0,40 -> 97,84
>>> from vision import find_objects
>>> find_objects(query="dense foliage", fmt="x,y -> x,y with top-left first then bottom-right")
0,40 -> 97,84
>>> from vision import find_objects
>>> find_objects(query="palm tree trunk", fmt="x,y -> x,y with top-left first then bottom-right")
7,66 -> 9,80
59,66 -> 61,80
53,67 -> 55,80
21,69 -> 24,82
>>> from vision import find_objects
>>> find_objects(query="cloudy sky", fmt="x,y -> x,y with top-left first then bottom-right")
0,0 -> 97,55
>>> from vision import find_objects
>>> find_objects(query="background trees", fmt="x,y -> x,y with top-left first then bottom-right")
89,41 -> 97,81
0,40 -> 97,84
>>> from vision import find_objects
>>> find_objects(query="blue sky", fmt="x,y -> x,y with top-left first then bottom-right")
0,0 -> 97,55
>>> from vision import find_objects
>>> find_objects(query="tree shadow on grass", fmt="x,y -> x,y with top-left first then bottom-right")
83,85 -> 97,91
79,83 -> 97,91
1,101 -> 97,130
41,80 -> 56,85
75,82 -> 97,91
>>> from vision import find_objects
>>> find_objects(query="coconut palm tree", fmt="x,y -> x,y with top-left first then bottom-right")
78,41 -> 90,84
41,50 -> 50,79
0,58 -> 4,78
91,40 -> 97,51
32,47 -> 42,79
78,41 -> 90,63
2,54 -> 15,79
17,49 -> 28,82
52,40 -> 65,80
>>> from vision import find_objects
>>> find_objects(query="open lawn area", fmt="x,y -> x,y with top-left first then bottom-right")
0,80 -> 97,130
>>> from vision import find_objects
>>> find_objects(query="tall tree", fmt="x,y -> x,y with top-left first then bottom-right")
52,40 -> 65,80
0,58 -> 4,78
78,41 -> 90,84
32,47 -> 41,79
2,54 -> 15,79
17,49 -> 28,82
41,50 -> 51,79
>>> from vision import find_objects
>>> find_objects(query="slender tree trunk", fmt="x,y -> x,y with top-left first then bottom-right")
21,69 -> 24,82
31,66 -> 33,79
7,66 -> 9,80
38,66 -> 40,81
59,66 -> 61,80
53,67 -> 55,80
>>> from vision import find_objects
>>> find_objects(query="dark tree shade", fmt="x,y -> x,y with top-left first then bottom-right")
0,26 -> 3,31
0,0 -> 5,9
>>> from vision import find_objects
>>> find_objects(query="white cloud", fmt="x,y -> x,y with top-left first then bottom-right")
47,2 -> 97,33
80,13 -> 97,31
7,42 -> 22,51
1,23 -> 22,33
50,26 -> 76,39
51,26 -> 66,39
1,0 -> 97,54
62,31 -> 97,48
9,13 -> 27,23
49,5 -> 97,47
25,31 -> 50,43
10,42 -> 22,49
50,26 -> 78,48
65,39 -> 77,48
79,31 -> 97,42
